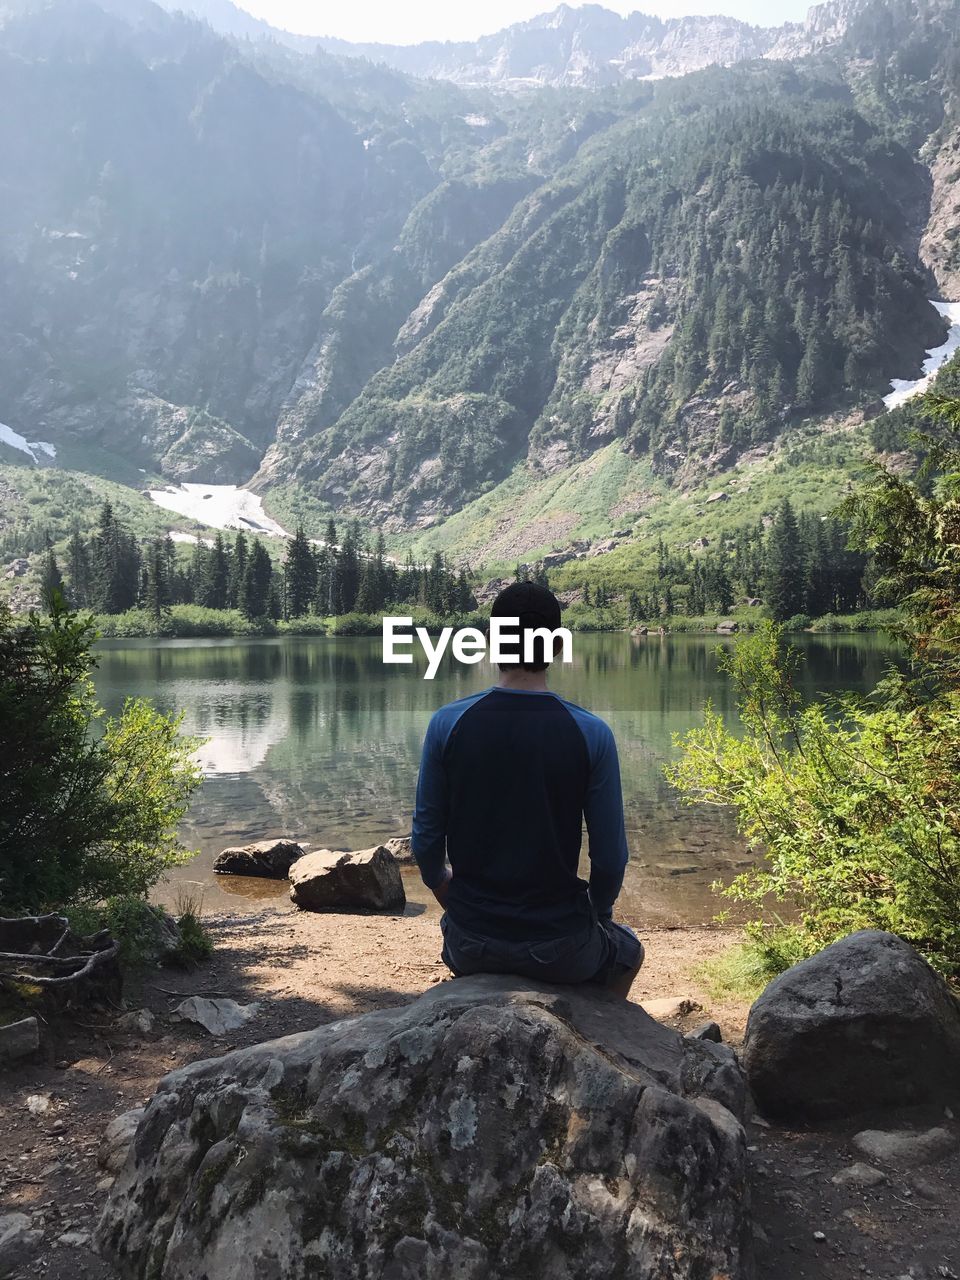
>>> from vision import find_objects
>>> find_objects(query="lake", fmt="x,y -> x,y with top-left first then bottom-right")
92,631 -> 898,925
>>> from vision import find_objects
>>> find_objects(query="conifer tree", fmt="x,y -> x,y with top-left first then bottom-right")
66,529 -> 91,608
240,540 -> 272,620
39,539 -> 64,613
284,526 -> 317,618
228,531 -> 247,610
764,499 -> 805,621
206,533 -> 230,610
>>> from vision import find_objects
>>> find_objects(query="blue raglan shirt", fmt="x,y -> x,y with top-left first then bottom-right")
412,687 -> 629,941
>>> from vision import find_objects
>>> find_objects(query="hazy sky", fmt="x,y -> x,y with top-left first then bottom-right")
238,1 -> 813,46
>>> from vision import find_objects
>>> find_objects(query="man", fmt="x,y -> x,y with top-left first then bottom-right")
411,581 -> 643,997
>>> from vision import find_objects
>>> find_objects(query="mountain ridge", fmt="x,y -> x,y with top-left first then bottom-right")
0,0 -> 958,571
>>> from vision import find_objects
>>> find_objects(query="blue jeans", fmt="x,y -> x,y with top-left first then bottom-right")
440,913 -> 643,988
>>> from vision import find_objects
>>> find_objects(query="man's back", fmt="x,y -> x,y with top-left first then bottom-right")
412,685 -> 627,942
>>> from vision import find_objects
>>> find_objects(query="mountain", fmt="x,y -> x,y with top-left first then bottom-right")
0,0 -> 959,564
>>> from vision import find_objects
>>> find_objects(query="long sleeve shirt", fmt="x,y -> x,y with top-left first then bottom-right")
412,686 -> 629,941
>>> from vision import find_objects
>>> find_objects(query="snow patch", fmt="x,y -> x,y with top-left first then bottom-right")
884,300 -> 960,409
168,531 -> 214,547
461,114 -> 490,127
147,483 -> 288,537
0,422 -> 57,463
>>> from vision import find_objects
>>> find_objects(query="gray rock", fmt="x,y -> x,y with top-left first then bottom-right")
173,997 -> 261,1036
383,835 -> 413,864
57,1229 -> 92,1247
742,930 -> 960,1120
0,1015 -> 39,1063
100,1108 -> 146,1174
852,1126 -> 958,1168
0,1212 -> 44,1270
830,1162 -> 886,1188
213,839 -> 305,879
97,975 -> 750,1280
289,845 -> 406,913
118,1008 -> 155,1035
687,1020 -> 723,1043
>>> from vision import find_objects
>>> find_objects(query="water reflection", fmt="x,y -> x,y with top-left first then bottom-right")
93,632 -> 899,924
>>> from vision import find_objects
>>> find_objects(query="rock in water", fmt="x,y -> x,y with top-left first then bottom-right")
96,975 -> 750,1280
742,930 -> 960,1120
213,839 -> 305,879
289,845 -> 405,913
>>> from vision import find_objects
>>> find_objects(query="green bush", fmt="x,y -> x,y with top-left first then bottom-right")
783,613 -> 812,631
67,895 -> 212,968
669,622 -> 960,977
0,598 -> 203,912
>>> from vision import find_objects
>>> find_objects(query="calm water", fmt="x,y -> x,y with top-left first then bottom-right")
92,632 -> 898,925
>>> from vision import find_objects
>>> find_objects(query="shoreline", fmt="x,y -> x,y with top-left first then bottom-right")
86,604 -> 901,641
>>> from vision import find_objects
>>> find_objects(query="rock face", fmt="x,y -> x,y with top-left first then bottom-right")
97,975 -> 750,1280
742,930 -> 960,1120
213,839 -> 305,879
289,845 -> 405,913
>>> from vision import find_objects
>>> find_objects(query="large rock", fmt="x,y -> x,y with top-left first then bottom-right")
289,845 -> 405,913
214,839 -> 305,879
96,976 -> 751,1280
742,930 -> 960,1120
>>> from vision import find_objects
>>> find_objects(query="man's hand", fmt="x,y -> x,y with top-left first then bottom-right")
431,867 -> 452,910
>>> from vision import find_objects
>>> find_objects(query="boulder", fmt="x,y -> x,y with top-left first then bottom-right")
289,845 -> 405,913
96,975 -> 750,1280
213,839 -> 305,879
742,930 -> 960,1120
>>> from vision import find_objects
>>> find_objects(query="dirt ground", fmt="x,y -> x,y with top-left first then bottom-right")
2,905 -> 959,1280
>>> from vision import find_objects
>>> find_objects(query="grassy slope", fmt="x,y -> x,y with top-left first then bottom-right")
400,413 -> 869,583
0,458 -> 211,602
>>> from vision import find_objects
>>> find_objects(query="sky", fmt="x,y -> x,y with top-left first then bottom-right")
237,0 -> 814,46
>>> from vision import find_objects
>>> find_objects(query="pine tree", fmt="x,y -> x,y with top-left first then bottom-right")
207,534 -> 230,610
90,501 -> 140,613
65,529 -> 90,608
142,538 -> 169,623
284,526 -> 317,618
240,540 -> 273,620
39,539 -> 64,613
229,531 -> 247,610
764,499 -> 805,621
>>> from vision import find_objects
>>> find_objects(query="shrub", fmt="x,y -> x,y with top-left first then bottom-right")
0,597 -> 203,912
782,613 -> 811,631
669,622 -> 960,977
